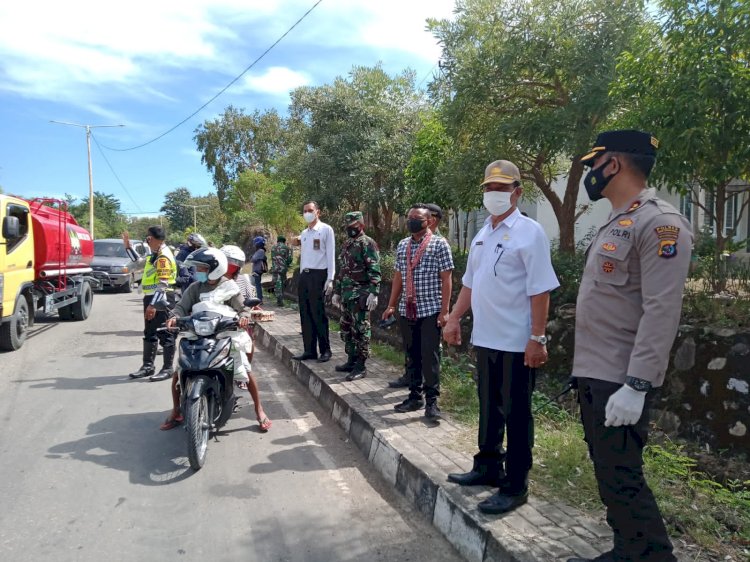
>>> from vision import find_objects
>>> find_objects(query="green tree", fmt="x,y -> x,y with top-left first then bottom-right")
68,191 -> 127,238
225,170 -> 304,249
160,187 -> 194,233
429,0 -> 646,252
613,0 -> 750,264
194,106 -> 287,206
285,64 -> 426,245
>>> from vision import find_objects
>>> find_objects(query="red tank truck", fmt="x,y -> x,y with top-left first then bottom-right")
0,196 -> 99,351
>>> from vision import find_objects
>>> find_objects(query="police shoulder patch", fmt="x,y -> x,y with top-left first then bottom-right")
658,240 -> 677,259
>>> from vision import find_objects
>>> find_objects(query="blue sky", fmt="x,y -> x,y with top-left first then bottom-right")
0,0 -> 455,217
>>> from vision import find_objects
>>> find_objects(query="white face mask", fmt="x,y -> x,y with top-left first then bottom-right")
483,190 -> 514,216
303,211 -> 316,224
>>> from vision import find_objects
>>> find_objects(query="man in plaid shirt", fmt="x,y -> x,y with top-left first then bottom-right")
382,204 -> 454,419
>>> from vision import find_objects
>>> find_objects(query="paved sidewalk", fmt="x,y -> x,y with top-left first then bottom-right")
255,307 -> 617,561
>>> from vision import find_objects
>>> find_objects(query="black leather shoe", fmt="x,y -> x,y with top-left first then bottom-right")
345,370 -> 366,381
149,369 -> 173,382
292,353 -> 318,361
318,350 -> 332,363
388,375 -> 409,388
394,397 -> 424,412
335,360 -> 355,372
128,365 -> 155,379
447,470 -> 506,488
566,553 -> 615,562
477,489 -> 528,514
425,401 -> 441,419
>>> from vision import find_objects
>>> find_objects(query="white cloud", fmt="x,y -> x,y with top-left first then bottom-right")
0,0 -> 455,112
240,67 -> 310,95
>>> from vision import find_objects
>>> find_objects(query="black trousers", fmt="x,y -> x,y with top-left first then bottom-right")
577,378 -> 676,562
142,294 -> 176,348
474,347 -> 535,490
399,313 -> 441,400
298,269 -> 330,356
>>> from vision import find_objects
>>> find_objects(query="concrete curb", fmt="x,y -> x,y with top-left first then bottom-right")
256,324 -> 551,562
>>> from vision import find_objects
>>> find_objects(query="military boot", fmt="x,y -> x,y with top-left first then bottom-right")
129,340 -> 158,379
345,359 -> 367,381
335,354 -> 356,373
150,345 -> 176,382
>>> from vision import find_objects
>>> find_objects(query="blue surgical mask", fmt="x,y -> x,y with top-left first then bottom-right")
194,271 -> 209,283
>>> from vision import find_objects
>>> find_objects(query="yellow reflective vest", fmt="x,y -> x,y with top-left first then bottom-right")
141,244 -> 177,295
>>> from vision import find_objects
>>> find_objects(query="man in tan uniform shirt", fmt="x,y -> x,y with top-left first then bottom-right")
568,130 -> 691,562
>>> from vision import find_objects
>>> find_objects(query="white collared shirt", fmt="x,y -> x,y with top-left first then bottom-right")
299,220 -> 336,280
462,209 -> 559,352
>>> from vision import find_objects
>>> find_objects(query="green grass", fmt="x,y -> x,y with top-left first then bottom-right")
365,335 -> 750,558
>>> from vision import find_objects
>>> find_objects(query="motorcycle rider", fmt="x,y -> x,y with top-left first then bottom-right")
175,232 -> 207,294
160,247 -> 252,430
221,244 -> 272,432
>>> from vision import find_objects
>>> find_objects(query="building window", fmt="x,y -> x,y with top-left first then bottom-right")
724,193 -> 738,238
679,194 -> 692,222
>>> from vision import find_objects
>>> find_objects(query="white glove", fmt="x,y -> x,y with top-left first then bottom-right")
605,384 -> 646,427
332,294 -> 342,309
324,279 -> 333,296
366,294 -> 378,311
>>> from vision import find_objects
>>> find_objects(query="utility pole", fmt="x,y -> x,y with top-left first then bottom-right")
180,204 -> 210,230
50,121 -> 124,238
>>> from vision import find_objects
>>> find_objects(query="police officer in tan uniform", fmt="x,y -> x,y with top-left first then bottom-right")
567,131 -> 691,562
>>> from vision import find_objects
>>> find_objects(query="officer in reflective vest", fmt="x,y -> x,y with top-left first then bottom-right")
125,226 -> 178,381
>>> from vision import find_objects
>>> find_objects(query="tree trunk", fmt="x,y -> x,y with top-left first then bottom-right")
528,157 -> 585,255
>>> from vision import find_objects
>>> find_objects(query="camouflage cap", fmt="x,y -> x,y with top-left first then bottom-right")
345,211 -> 364,224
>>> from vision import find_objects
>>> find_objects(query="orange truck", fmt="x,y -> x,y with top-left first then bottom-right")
0,195 -> 98,351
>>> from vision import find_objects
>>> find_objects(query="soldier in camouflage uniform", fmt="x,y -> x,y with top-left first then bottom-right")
270,235 -> 293,307
332,211 -> 381,381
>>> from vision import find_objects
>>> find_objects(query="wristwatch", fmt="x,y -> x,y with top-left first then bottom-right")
625,376 -> 652,392
529,334 -> 548,345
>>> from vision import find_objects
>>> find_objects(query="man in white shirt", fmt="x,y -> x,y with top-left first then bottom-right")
444,160 -> 559,515
293,200 -> 336,362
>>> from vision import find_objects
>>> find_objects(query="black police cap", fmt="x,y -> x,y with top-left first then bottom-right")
580,129 -> 659,167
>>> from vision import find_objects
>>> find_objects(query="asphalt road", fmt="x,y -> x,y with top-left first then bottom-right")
0,289 -> 460,562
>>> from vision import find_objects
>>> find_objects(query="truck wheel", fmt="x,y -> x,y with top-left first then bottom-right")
69,281 -> 93,321
0,296 -> 30,351
120,275 -> 134,293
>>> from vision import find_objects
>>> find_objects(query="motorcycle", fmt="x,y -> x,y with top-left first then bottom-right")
160,296 -> 261,470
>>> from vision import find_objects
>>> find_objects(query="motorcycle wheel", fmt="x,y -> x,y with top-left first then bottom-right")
186,393 -> 210,470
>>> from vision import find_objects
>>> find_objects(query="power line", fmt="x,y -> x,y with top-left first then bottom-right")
90,132 -> 143,212
101,0 -> 324,153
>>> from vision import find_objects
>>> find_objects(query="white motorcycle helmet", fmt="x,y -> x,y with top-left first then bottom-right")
184,247 -> 228,281
220,244 -> 246,277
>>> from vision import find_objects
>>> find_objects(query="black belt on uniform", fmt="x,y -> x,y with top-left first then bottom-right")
301,268 -> 327,273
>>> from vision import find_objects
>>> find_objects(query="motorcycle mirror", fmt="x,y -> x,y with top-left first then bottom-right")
244,297 -> 262,308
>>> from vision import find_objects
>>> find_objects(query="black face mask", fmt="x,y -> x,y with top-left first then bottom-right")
583,158 -> 616,201
407,218 -> 426,234
346,226 -> 361,238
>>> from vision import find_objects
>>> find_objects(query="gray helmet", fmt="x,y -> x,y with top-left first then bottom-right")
187,233 -> 207,248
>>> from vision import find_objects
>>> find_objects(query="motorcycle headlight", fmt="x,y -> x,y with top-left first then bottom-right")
193,317 -> 219,336
110,265 -> 129,273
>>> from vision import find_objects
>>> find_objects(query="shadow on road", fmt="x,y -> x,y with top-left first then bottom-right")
46,411 -> 193,486
14,374 -> 138,391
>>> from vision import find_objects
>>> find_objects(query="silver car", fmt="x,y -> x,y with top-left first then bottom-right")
91,238 -> 149,292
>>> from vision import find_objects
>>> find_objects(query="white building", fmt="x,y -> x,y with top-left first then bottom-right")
448,177 -> 750,259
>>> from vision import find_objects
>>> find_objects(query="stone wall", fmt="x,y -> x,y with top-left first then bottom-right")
284,270 -> 750,456
546,310 -> 750,457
